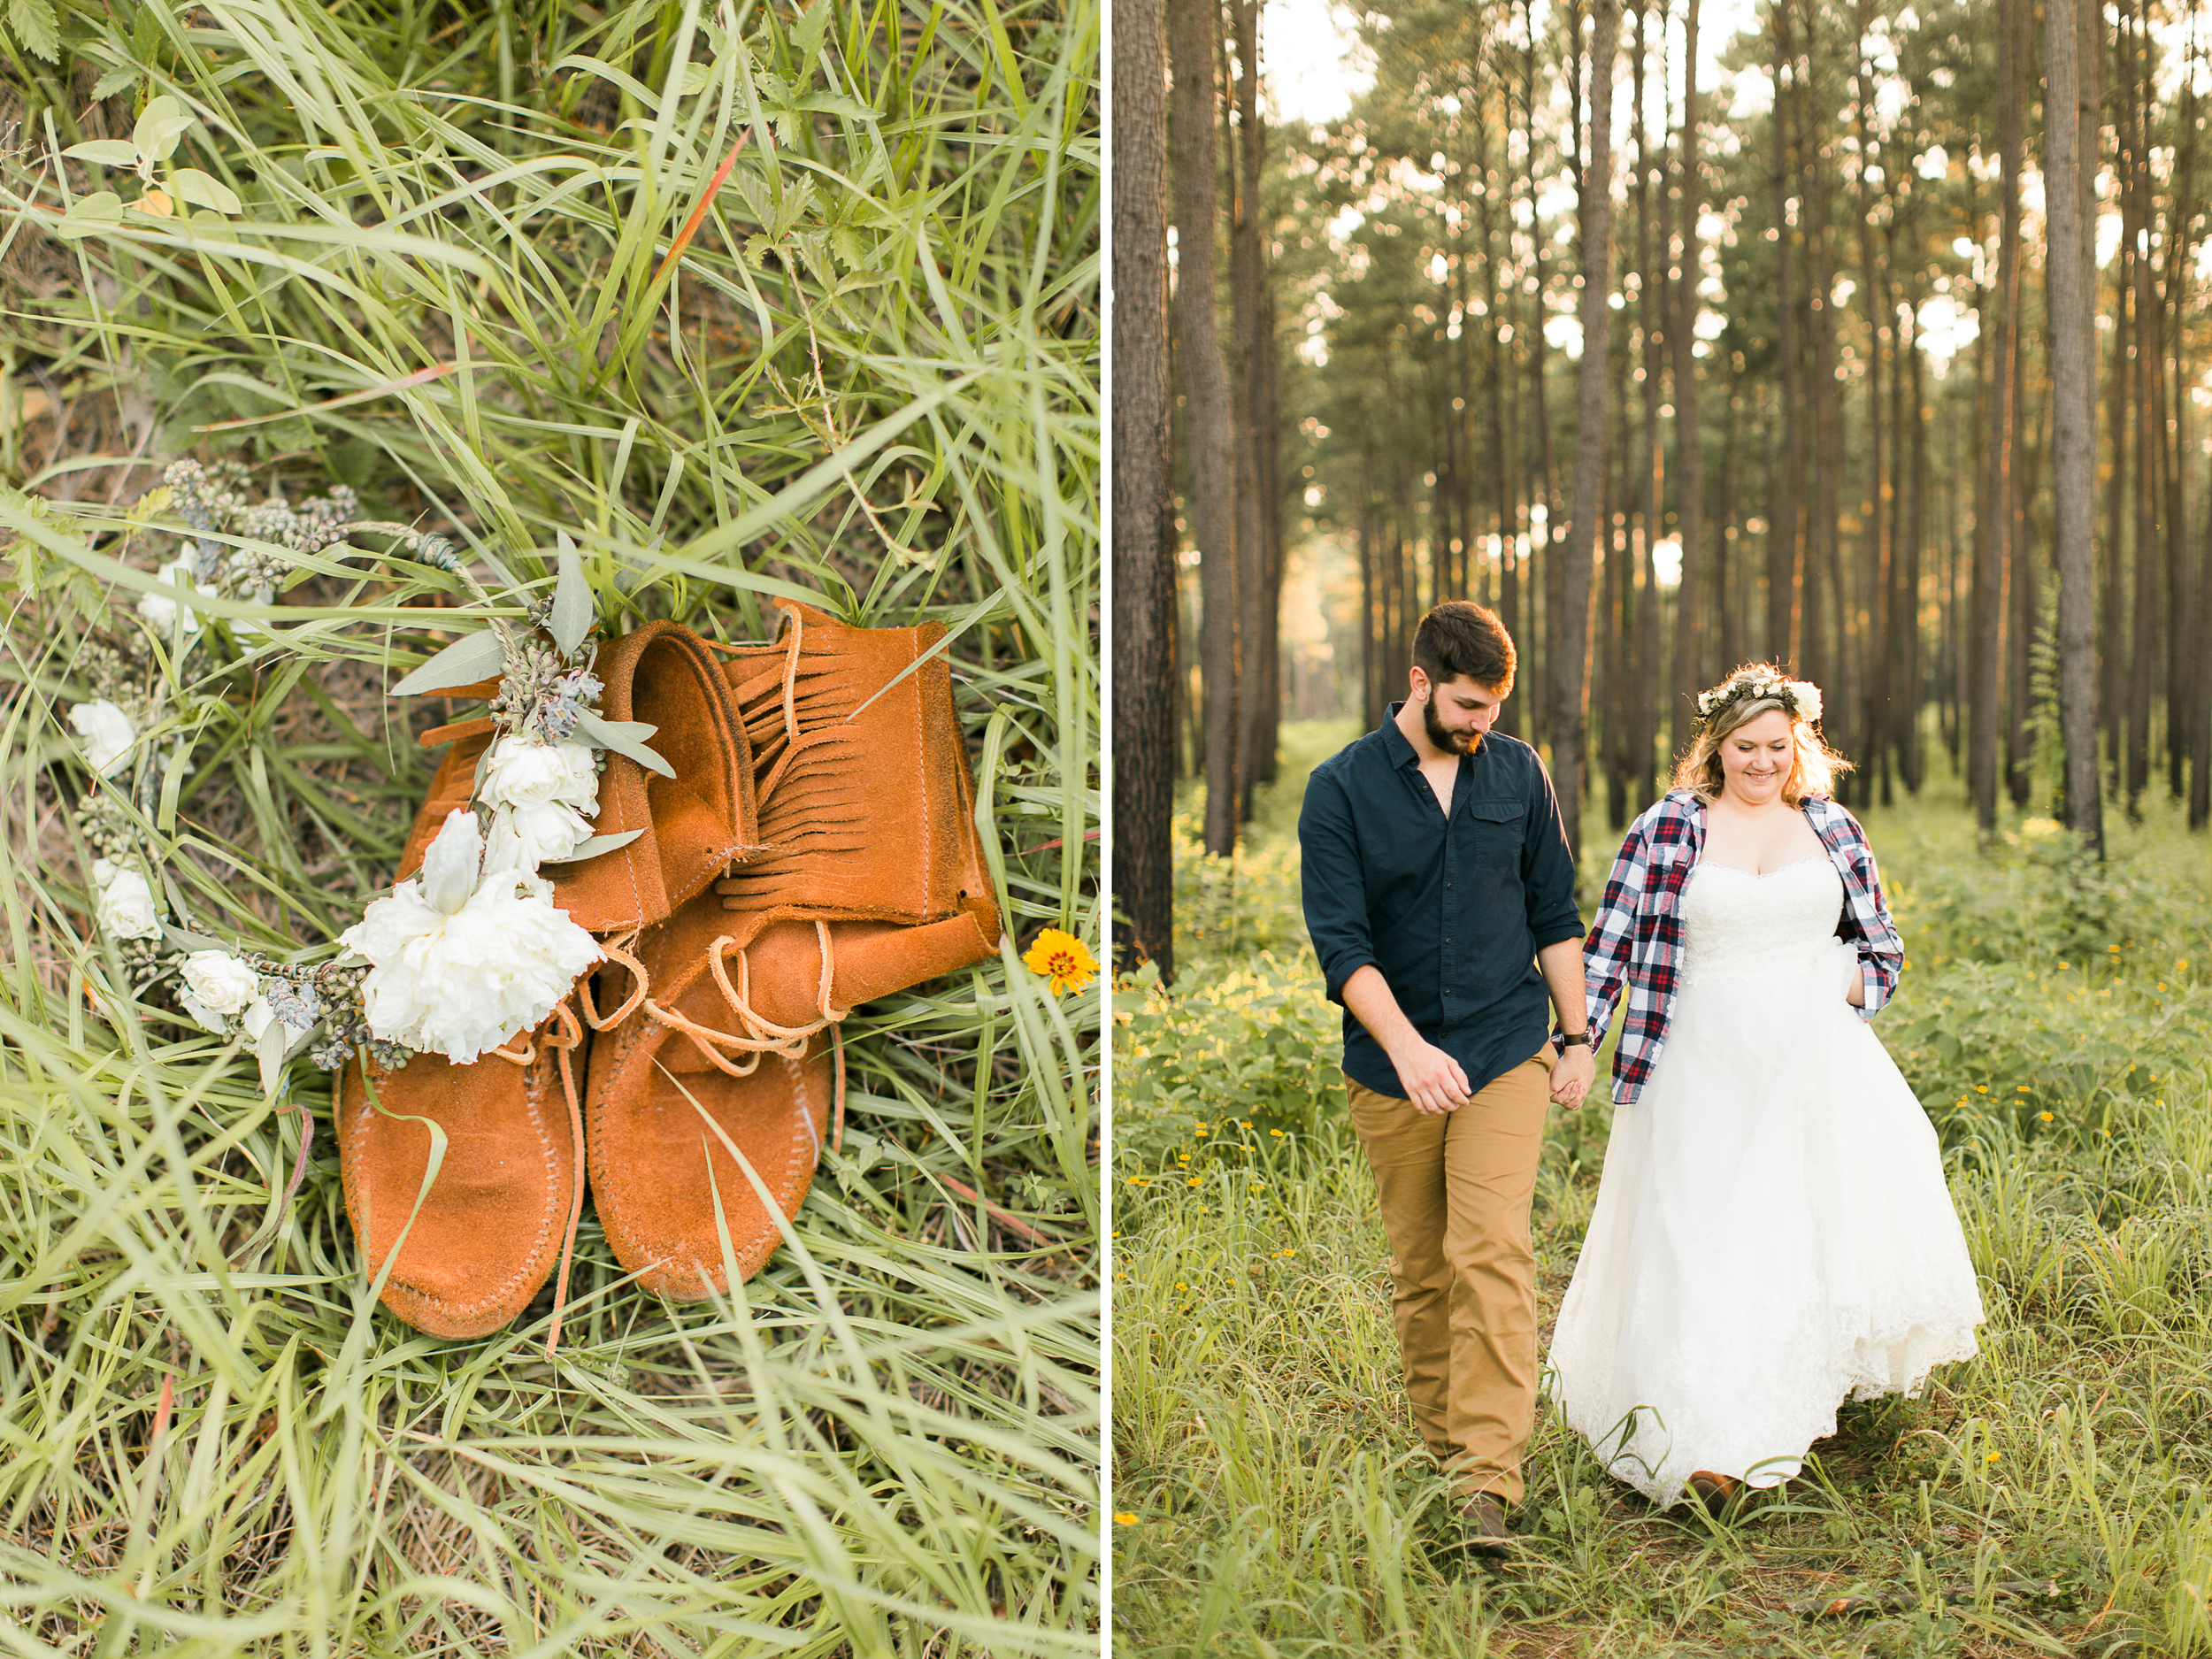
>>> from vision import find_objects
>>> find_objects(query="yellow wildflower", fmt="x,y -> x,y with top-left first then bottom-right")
1115,1513 -> 1138,1525
1023,927 -> 1098,995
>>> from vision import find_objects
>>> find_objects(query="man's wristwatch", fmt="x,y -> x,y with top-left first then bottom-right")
1557,1031 -> 1591,1048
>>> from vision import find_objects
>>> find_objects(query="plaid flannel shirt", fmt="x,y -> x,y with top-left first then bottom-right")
1580,789 -> 1904,1103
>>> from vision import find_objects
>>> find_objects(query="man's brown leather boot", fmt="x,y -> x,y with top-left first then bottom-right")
339,620 -> 758,1340
585,601 -> 1001,1298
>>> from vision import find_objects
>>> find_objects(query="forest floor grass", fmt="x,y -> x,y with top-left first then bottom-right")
1113,719 -> 2212,1658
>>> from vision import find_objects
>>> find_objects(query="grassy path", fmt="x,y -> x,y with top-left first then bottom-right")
1115,722 -> 2212,1658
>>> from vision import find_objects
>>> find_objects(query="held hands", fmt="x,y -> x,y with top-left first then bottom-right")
1391,1038 -> 1473,1115
1548,1043 -> 1595,1110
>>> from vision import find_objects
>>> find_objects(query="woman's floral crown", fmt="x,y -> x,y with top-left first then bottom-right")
63,460 -> 664,1099
1693,671 -> 1824,730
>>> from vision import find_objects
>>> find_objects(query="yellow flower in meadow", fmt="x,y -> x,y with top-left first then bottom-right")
1023,927 -> 1098,995
1115,1513 -> 1138,1525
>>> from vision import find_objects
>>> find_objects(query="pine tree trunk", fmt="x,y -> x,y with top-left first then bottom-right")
1667,0 -> 1705,764
2105,210 -> 2131,794
1525,0 -> 1557,750
1802,38 -> 1840,714
1226,0 -> 1269,821
1850,0 -> 1890,808
1256,284 -> 1286,784
1168,0 -> 1241,853
1630,0 -> 1663,806
1902,271 -> 1929,795
1111,0 -> 1179,971
1553,0 -> 1619,867
1718,380 -> 1742,677
1972,0 -> 2024,835
1769,2 -> 1805,670
2125,0 -> 2156,817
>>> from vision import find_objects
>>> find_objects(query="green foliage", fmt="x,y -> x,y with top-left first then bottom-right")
0,0 -> 1098,1650
1116,747 -> 2212,1657
1112,955 -> 1343,1168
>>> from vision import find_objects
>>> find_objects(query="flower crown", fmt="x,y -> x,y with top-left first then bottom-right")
63,460 -> 664,1100
1694,672 -> 1824,730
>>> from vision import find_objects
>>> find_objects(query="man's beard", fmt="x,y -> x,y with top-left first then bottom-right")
1423,697 -> 1479,754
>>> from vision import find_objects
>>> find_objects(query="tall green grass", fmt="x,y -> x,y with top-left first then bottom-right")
1116,723 -> 2212,1656
0,1 -> 1097,1651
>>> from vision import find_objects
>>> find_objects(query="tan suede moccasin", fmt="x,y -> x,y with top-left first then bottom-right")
584,601 -> 1002,1298
340,619 -> 759,1342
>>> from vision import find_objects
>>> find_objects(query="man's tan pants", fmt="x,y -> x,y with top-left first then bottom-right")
1346,1054 -> 1552,1504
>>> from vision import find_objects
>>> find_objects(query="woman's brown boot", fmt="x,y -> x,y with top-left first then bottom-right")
339,620 -> 757,1341
584,601 -> 1001,1296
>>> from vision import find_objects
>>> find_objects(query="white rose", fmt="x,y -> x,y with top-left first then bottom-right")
482,735 -> 600,815
181,950 -> 260,1017
1791,680 -> 1824,723
339,809 -> 602,1063
91,857 -> 164,940
70,700 -> 137,775
483,801 -> 596,872
138,554 -> 220,635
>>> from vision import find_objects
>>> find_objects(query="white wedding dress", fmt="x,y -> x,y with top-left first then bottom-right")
1546,854 -> 1985,1507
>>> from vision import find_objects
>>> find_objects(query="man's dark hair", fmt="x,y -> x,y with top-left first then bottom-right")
1412,601 -> 1516,690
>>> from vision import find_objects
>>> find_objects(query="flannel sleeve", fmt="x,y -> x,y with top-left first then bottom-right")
1297,764 -> 1377,1006
1580,815 -> 1649,1052
1836,816 -> 1904,1018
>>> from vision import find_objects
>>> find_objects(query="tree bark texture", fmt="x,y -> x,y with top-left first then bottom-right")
1553,0 -> 1619,869
1168,0 -> 1242,856
1226,0 -> 1269,822
1110,0 -> 1179,970
1669,0 -> 1706,762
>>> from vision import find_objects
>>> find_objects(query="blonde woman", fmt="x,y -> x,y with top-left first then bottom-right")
1545,666 -> 1984,1514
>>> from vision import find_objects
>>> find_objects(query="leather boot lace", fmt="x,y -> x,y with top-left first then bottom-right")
490,999 -> 588,1358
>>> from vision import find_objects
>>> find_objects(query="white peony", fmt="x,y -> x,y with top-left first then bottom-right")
138,554 -> 220,635
179,949 -> 260,1032
483,734 -> 599,814
90,857 -> 163,940
1789,680 -> 1824,723
480,734 -> 600,873
70,700 -> 137,775
340,809 -> 602,1063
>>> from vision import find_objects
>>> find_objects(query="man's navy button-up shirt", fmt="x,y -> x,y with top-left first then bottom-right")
1297,710 -> 1585,1102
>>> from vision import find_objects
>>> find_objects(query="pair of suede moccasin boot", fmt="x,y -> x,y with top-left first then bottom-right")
338,600 -> 1002,1342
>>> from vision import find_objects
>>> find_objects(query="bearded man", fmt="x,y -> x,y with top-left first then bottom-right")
1297,600 -> 1594,1556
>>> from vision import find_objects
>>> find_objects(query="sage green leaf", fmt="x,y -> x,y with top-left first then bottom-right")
53,191 -> 125,239
5,0 -> 58,61
574,709 -> 674,778
88,64 -> 140,100
168,167 -> 242,215
550,529 -> 591,657
544,827 -> 645,863
255,1016 -> 290,1094
62,139 -> 143,167
132,95 -> 195,161
389,626 -> 506,695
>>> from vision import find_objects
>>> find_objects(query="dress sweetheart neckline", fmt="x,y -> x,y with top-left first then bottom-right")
1694,852 -> 1832,881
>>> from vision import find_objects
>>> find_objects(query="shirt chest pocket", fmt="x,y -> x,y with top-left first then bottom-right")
1464,799 -> 1524,868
